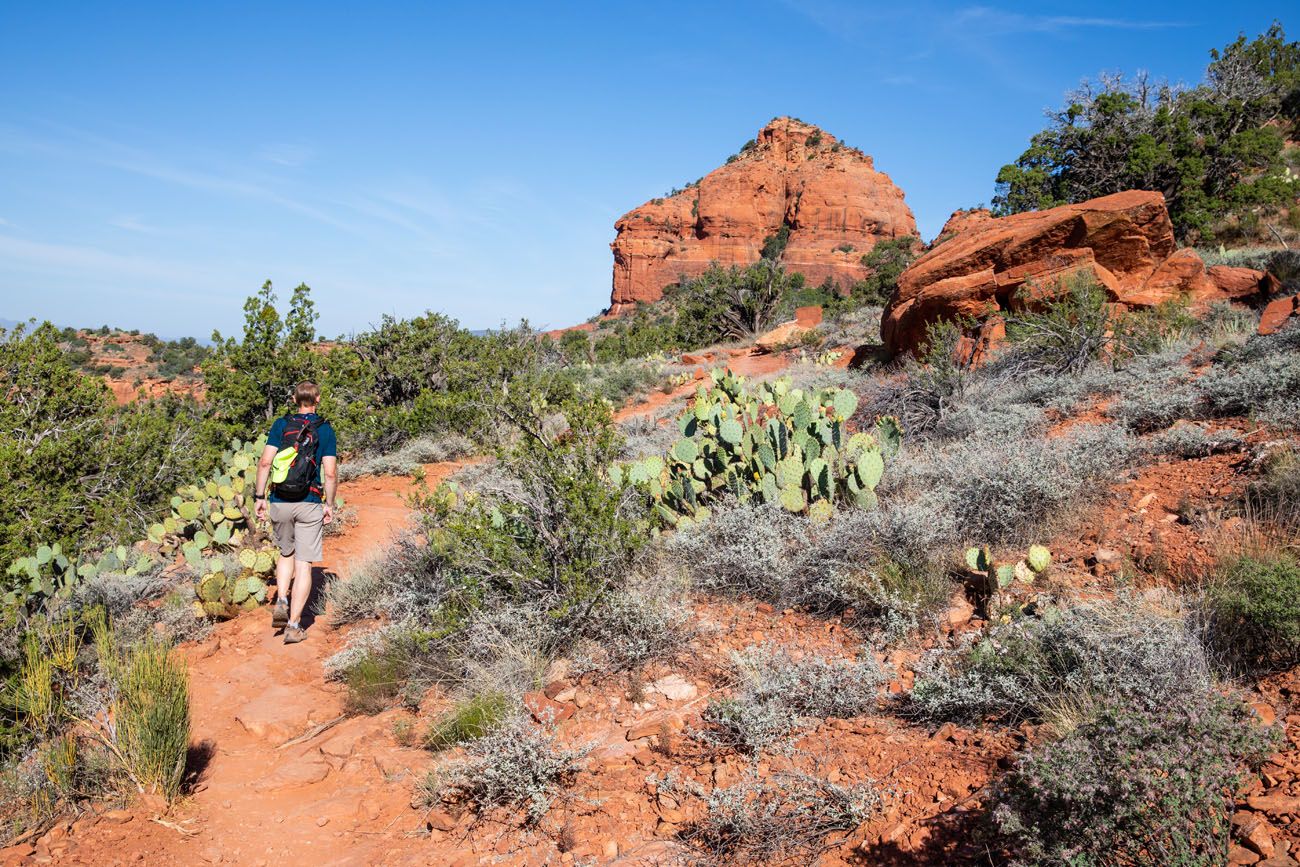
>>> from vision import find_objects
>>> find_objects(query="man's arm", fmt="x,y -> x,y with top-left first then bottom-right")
254,444 -> 277,521
321,456 -> 338,524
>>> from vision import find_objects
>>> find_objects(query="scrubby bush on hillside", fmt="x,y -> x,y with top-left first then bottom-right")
1,609 -> 191,841
337,433 -> 474,481
855,319 -> 969,438
1116,324 -> 1300,432
1202,550 -> 1300,673
667,502 -> 952,640
1246,447 -> 1300,530
901,423 -> 1134,545
419,715 -> 591,824
702,644 -> 884,754
991,694 -> 1276,867
655,768 -> 883,865
908,599 -> 1212,726
326,396 -> 654,713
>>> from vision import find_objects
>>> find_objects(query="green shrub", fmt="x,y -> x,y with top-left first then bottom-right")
113,636 -> 190,799
342,643 -> 409,715
1205,551 -> 1300,672
991,695 -> 1277,866
853,236 -> 917,306
761,222 -> 792,261
0,324 -> 220,595
425,692 -> 511,751
1002,273 -> 1118,375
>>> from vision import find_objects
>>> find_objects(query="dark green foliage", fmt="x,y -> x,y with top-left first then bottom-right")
0,324 -> 215,578
201,280 -> 321,439
994,23 -> 1300,241
674,260 -> 799,341
848,236 -> 917,307
146,336 -> 208,379
1206,551 -> 1300,672
760,222 -> 792,261
413,396 -> 645,622
992,695 -> 1277,867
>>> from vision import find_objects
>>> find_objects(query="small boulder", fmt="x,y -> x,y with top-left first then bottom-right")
1259,294 -> 1299,336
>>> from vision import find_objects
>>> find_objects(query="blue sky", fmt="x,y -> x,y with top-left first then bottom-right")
0,1 -> 1286,338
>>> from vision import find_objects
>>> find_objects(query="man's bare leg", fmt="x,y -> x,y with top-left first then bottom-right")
274,553 -> 294,604
289,558 -> 312,627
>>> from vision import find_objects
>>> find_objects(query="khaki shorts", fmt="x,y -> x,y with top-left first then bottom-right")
269,502 -> 324,563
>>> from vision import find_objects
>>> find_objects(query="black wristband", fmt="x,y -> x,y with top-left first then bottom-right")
254,494 -> 267,501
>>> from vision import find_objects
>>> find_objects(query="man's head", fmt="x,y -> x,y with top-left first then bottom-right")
294,381 -> 321,411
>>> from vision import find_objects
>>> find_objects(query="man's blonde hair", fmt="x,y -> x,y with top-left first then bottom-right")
294,381 -> 321,408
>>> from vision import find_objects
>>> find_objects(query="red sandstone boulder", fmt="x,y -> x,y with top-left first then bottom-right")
609,118 -> 917,314
1259,293 -> 1300,335
881,191 -> 1277,356
1210,265 -> 1281,300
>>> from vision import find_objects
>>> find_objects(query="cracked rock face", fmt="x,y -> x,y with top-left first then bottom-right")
608,116 -> 918,315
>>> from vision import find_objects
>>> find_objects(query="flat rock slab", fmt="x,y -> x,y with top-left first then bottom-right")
236,684 -> 329,744
250,756 -> 331,792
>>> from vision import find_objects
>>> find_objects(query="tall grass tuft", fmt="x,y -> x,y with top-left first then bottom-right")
114,637 -> 190,799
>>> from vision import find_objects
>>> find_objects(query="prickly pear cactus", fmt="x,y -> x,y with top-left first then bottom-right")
619,368 -> 901,526
964,544 -> 1052,594
189,559 -> 272,620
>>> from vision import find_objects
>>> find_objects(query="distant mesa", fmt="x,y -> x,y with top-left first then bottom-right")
608,117 -> 918,315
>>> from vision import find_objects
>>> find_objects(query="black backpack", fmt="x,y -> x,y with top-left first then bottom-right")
273,414 -> 325,502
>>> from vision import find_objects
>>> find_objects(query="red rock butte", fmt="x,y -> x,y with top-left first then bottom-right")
608,117 -> 918,315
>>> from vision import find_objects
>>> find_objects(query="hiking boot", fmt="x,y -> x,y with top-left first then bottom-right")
283,624 -> 307,645
271,600 -> 289,629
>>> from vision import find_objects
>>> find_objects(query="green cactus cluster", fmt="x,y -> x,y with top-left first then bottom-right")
148,436 -> 266,569
614,368 -> 901,527
966,543 -> 1053,592
192,554 -> 271,619
3,434 -> 297,615
4,542 -> 157,606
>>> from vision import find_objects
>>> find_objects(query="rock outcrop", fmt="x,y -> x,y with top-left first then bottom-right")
882,191 -> 1278,356
609,117 -> 917,314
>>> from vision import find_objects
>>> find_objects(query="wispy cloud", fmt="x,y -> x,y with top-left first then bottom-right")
953,6 -> 1189,34
0,123 -> 358,233
258,143 -> 314,167
0,233 -> 209,290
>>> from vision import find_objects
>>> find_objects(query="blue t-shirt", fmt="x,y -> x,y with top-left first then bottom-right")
267,413 -> 337,504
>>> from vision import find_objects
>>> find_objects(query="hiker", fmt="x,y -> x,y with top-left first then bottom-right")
253,381 -> 338,644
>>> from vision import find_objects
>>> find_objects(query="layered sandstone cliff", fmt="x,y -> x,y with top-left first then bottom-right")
609,118 -> 917,314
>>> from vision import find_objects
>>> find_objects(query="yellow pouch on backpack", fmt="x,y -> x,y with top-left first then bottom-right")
271,446 -> 298,484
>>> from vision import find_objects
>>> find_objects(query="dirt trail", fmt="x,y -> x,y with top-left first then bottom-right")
36,462 -> 471,867
615,348 -> 791,423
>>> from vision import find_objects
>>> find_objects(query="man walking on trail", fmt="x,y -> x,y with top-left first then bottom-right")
253,382 -> 338,644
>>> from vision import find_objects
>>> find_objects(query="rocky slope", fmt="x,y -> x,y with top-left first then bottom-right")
609,117 -> 918,314
882,191 -> 1280,356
